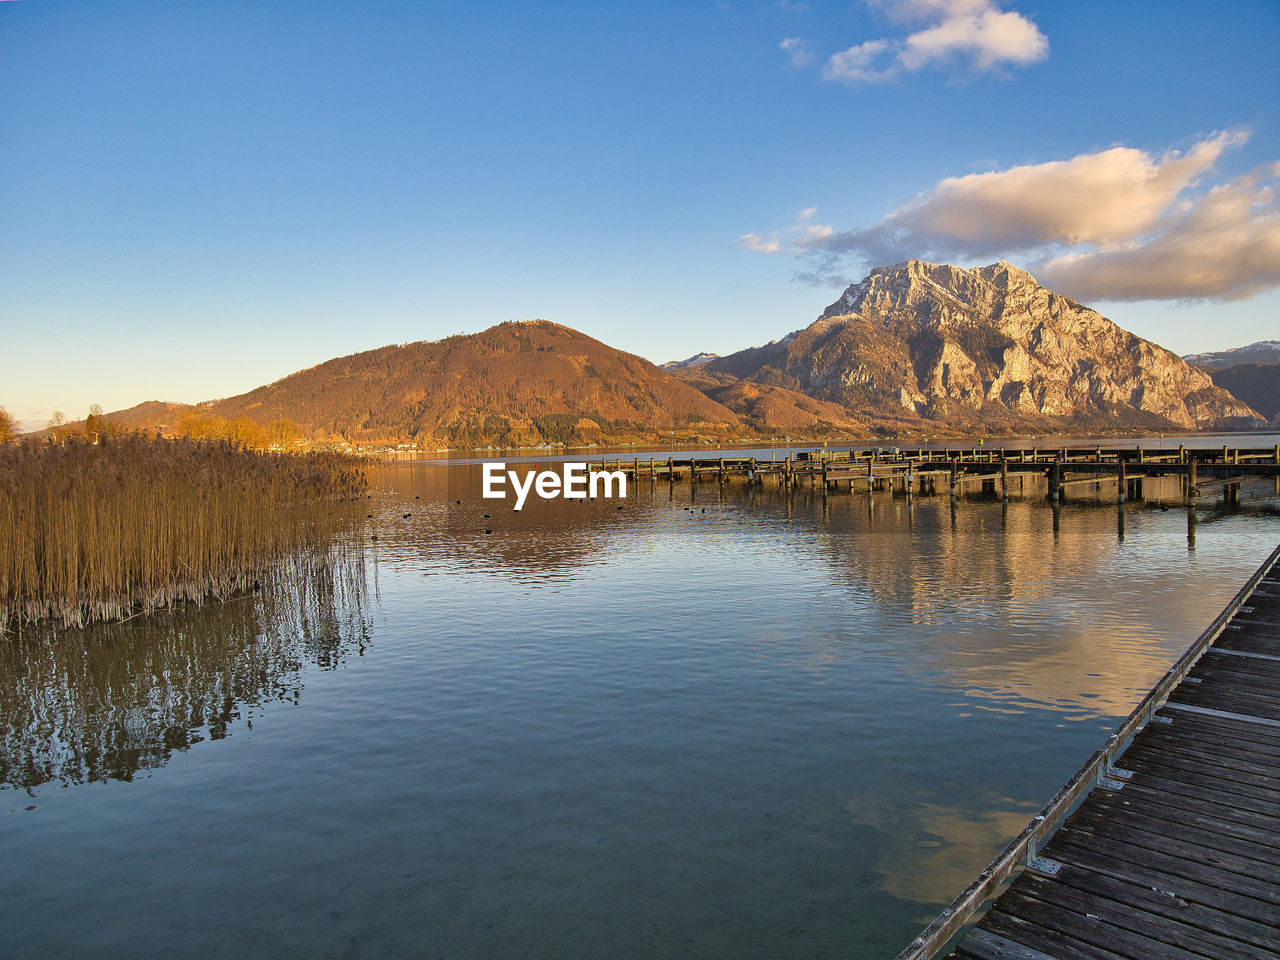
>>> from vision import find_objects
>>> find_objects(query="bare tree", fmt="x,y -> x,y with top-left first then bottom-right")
48,410 -> 67,441
86,403 -> 105,440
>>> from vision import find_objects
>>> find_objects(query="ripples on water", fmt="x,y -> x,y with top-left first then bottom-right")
1,462 -> 1278,959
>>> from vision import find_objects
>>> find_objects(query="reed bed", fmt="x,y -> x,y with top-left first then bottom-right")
0,435 -> 367,631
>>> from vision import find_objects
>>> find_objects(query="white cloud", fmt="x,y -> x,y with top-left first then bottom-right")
822,39 -> 896,83
1039,164 -> 1280,302
747,132 -> 1280,303
824,0 -> 1047,84
740,232 -> 781,254
740,208 -> 835,256
827,130 -> 1248,260
779,37 -> 815,69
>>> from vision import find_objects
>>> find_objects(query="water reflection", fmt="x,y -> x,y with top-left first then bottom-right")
367,464 -> 1278,724
2,463 -> 1277,960
0,543 -> 371,790
846,786 -> 1040,906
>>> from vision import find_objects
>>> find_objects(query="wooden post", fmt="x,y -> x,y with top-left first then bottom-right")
1001,459 -> 1008,500
1186,459 -> 1196,504
1117,456 -> 1127,503
718,457 -> 725,484
1136,445 -> 1144,465
1178,444 -> 1185,464
691,457 -> 697,485
1050,459 -> 1062,501
949,460 -> 958,499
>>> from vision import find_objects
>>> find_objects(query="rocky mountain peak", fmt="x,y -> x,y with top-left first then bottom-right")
709,259 -> 1261,432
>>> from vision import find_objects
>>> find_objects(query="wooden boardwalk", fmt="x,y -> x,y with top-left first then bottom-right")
589,445 -> 1280,506
895,543 -> 1280,960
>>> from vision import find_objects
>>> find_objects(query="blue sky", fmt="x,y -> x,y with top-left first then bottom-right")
3,0 -> 1278,428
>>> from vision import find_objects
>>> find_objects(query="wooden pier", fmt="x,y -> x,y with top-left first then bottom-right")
588,444 -> 1280,506
895,541 -> 1280,960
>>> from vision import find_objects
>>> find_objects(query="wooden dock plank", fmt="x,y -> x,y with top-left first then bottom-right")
1121,737 -> 1280,785
1043,832 -> 1280,926
1006,873 -> 1273,960
1135,718 -> 1280,763
1116,751 -> 1280,805
1066,802 -> 1280,871
980,891 -> 1217,960
1083,789 -> 1280,857
973,909 -> 1133,960
1024,859 -> 1280,952
1094,780 -> 1280,842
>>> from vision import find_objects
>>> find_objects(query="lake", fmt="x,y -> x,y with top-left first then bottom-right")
2,454 -> 1279,959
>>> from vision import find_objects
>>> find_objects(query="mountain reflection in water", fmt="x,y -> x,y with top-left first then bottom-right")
1,461 -> 1277,960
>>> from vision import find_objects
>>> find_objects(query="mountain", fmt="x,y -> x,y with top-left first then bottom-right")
661,352 -> 720,369
701,260 -> 1261,433
1207,363 -> 1280,424
62,264 -> 1265,447
205,320 -> 741,445
1183,341 -> 1280,371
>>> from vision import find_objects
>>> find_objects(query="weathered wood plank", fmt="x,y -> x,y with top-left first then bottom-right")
1152,707 -> 1280,748
1054,824 -> 1280,905
988,890 -> 1214,960
1044,832 -> 1280,925
954,928 -> 1067,960
1118,752 -> 1280,805
1075,794 -> 1280,866
1122,738 -> 1280,785
1010,872 -> 1274,960
1030,860 -> 1280,952
976,909 -> 1133,960
1097,780 -> 1280,840
1137,718 -> 1280,761
1063,811 -> 1280,880
1104,765 -> 1280,821
1168,686 -> 1280,723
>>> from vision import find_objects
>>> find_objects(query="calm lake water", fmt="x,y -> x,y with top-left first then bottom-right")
2,455 -> 1279,959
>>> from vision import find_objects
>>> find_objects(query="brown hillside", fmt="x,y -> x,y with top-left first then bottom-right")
209,320 -> 742,445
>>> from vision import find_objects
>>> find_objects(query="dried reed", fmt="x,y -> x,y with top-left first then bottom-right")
0,434 -> 367,631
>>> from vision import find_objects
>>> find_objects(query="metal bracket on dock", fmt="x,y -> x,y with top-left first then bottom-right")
1028,856 -> 1062,876
1098,776 -> 1128,791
